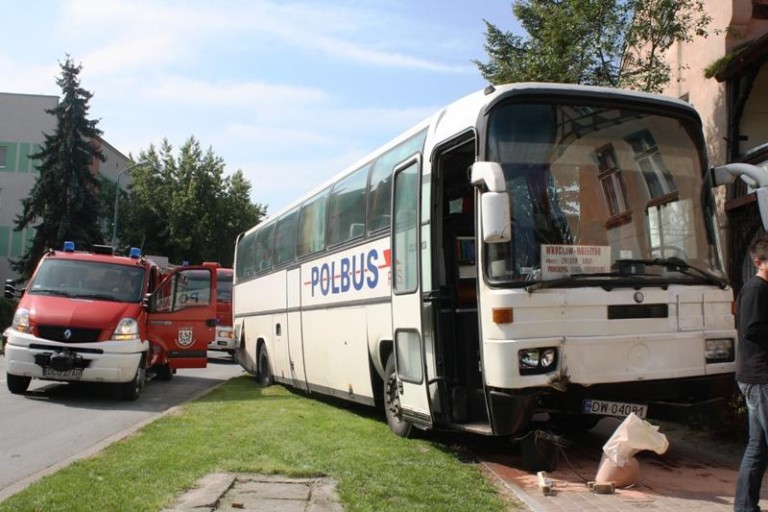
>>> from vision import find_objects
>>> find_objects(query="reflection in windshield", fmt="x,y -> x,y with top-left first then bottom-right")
30,259 -> 145,302
484,101 -> 721,287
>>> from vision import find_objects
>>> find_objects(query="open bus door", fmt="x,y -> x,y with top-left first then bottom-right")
390,156 -> 433,431
146,264 -> 218,369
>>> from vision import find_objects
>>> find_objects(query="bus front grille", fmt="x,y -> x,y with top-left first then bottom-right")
607,304 -> 668,320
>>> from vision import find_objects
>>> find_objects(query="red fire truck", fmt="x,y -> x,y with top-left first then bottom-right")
3,242 -> 218,400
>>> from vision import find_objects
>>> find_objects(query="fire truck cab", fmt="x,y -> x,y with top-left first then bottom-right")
4,242 -> 218,400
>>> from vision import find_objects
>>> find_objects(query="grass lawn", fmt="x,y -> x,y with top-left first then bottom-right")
0,376 -> 520,512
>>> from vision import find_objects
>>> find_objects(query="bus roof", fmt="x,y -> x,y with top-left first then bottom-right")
251,82 -> 699,230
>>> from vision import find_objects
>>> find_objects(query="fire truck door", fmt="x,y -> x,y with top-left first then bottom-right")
146,265 -> 218,369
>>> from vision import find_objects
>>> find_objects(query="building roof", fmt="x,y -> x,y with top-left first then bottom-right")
715,31 -> 768,82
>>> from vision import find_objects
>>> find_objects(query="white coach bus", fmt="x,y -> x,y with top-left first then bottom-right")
233,82 -> 768,438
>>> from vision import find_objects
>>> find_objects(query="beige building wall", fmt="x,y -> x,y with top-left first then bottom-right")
0,93 -> 129,285
662,2 -> 768,165
659,1 -> 768,289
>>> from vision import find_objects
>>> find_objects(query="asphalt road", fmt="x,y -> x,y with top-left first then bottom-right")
0,351 -> 246,501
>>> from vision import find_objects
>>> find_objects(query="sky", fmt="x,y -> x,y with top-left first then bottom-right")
1,0 -> 521,216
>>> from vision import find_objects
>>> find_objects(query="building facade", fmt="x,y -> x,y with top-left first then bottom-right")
661,0 -> 768,293
0,92 -> 129,285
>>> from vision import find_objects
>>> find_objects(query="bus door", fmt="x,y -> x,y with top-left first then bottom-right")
391,156 -> 433,428
286,268 -> 307,389
146,265 -> 218,369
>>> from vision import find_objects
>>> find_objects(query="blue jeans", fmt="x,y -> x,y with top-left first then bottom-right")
735,382 -> 768,512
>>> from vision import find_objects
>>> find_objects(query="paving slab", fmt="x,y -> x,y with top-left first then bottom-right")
163,473 -> 343,512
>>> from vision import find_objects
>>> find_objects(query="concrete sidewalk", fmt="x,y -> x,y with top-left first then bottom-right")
162,473 -> 343,512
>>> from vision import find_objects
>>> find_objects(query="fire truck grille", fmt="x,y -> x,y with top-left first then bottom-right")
37,326 -> 102,343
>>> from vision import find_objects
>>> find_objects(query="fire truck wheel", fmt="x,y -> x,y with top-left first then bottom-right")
383,355 -> 412,438
258,347 -> 273,387
7,373 -> 31,395
118,366 -> 145,401
156,363 -> 174,381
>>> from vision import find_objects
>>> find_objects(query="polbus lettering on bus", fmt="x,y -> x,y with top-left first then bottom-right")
310,249 -> 381,297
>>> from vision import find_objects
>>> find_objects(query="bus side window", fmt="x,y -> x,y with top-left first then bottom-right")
297,190 -> 329,258
368,162 -> 392,232
328,165 -> 369,246
254,223 -> 275,272
274,209 -> 299,266
236,231 -> 258,280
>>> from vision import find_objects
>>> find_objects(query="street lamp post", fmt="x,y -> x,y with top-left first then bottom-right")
111,161 -> 148,251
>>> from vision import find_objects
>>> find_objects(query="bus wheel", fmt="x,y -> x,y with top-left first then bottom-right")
258,347 -> 273,387
118,366 -> 145,401
384,355 -> 412,438
7,373 -> 31,394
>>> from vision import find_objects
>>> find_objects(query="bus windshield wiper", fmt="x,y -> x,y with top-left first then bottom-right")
525,273 -> 620,293
612,257 -> 729,289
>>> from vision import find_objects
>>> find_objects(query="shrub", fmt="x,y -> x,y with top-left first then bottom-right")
0,297 -> 16,331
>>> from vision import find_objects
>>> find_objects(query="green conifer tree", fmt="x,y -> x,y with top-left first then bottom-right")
12,56 -> 105,279
475,0 -> 710,93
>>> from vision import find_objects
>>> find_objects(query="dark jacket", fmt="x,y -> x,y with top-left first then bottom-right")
736,275 -> 768,384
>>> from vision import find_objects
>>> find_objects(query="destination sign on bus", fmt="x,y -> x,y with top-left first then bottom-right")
541,244 -> 611,279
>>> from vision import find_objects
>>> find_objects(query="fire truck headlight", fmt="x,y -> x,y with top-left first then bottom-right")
518,347 -> 558,375
11,308 -> 31,334
705,338 -> 734,363
113,318 -> 139,341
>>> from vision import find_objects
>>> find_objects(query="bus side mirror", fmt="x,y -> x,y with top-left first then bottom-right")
757,188 -> 768,232
481,192 -> 511,243
471,161 -> 511,243
712,163 -> 768,230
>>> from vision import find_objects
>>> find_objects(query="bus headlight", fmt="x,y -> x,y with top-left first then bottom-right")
705,338 -> 734,363
11,308 -> 31,334
217,327 -> 234,340
113,318 -> 139,341
519,347 -> 558,375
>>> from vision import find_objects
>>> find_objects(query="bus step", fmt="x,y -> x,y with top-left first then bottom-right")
447,421 -> 493,436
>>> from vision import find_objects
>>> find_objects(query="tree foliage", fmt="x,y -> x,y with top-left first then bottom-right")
475,0 -> 710,93
118,137 -> 266,267
11,56 -> 105,279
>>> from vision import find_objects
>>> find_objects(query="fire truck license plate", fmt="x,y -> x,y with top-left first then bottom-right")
583,399 -> 647,419
42,368 -> 83,380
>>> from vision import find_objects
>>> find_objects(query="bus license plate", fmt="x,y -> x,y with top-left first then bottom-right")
42,367 -> 83,380
583,399 -> 647,419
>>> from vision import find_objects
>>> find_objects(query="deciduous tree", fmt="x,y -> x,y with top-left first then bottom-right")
119,137 -> 265,266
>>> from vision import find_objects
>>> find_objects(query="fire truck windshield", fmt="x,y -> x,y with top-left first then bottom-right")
29,259 -> 145,303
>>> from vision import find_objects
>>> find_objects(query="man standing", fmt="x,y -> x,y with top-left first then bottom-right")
735,236 -> 768,512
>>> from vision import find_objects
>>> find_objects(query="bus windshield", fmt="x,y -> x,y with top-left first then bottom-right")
484,100 -> 722,287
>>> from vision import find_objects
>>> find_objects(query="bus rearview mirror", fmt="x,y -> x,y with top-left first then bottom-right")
712,162 -> 768,230
481,192 -> 511,243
